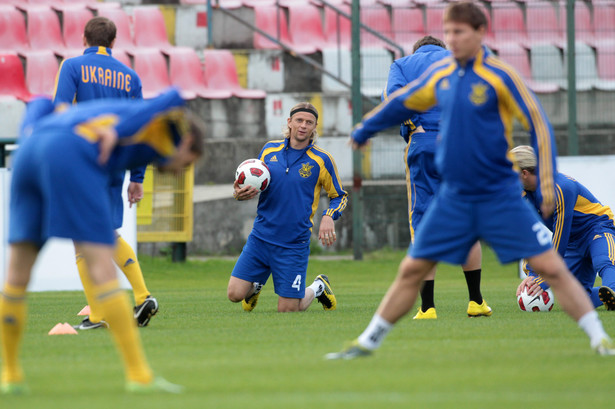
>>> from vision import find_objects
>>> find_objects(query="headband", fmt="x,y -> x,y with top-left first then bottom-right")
290,107 -> 318,120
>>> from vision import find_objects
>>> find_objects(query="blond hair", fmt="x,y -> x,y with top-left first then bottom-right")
282,102 -> 319,142
510,145 -> 537,172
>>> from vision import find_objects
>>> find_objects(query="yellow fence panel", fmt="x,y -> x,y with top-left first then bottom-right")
137,164 -> 194,243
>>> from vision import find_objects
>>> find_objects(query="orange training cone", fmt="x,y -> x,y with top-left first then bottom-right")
48,323 -> 78,335
77,305 -> 90,316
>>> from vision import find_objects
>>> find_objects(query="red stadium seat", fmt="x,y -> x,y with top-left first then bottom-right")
491,4 -> 527,48
360,4 -> 393,48
97,7 -> 135,51
61,7 -> 94,51
424,6 -> 445,40
21,50 -> 59,97
165,47 -> 232,99
23,6 -> 66,54
0,5 -> 29,53
202,49 -> 266,98
112,49 -> 132,67
286,3 -> 327,54
593,4 -> 615,44
133,6 -> 173,51
596,42 -> 615,80
323,4 -> 351,49
560,1 -> 593,46
526,2 -> 562,46
496,43 -> 559,93
253,6 -> 291,49
392,8 -> 425,53
130,49 -> 171,99
0,53 -> 32,101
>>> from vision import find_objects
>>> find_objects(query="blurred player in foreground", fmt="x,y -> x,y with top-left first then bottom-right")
229,102 -> 347,312
53,16 -> 158,330
512,145 -> 615,310
383,35 -> 491,319
1,88 -> 203,394
327,1 -> 615,359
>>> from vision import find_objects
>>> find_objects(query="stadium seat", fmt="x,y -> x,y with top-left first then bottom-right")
392,8 -> 425,54
424,6 -> 445,41
593,4 -> 615,45
285,3 -> 327,54
130,49 -> 171,99
526,2 -> 562,46
559,1 -> 593,46
360,4 -> 393,49
61,7 -> 94,51
563,42 -> 615,91
0,5 -> 29,53
0,53 -> 31,101
596,42 -> 615,80
21,50 -> 59,97
323,3 -> 351,49
491,4 -> 527,49
133,6 -> 173,51
361,48 -> 393,97
112,49 -> 132,67
253,6 -> 291,49
23,6 -> 67,55
97,7 -> 135,51
202,49 -> 266,98
165,47 -> 232,99
496,43 -> 559,93
530,44 -> 566,89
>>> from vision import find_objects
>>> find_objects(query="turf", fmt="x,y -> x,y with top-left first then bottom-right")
4,248 -> 614,408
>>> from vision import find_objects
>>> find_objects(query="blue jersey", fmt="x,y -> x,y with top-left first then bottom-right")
53,46 -> 145,184
382,44 -> 449,142
53,46 -> 142,104
353,45 -> 558,207
251,138 -> 348,248
523,173 -> 615,295
9,89 -> 187,246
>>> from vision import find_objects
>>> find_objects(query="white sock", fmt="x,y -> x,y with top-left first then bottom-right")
308,280 -> 324,297
357,314 -> 393,350
578,310 -> 609,348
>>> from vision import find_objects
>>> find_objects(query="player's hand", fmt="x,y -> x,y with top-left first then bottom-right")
348,136 -> 370,151
127,182 -> 144,208
516,276 -> 543,296
96,126 -> 118,165
233,179 -> 259,201
541,201 -> 555,218
318,215 -> 336,247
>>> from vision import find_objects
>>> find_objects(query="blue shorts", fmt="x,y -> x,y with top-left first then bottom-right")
405,133 -> 440,241
109,171 -> 126,230
231,235 -> 310,298
409,184 -> 552,264
9,131 -> 115,246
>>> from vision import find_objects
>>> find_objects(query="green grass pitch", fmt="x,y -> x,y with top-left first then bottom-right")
4,247 -> 614,408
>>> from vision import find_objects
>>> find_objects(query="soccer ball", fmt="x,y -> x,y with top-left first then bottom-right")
235,159 -> 270,192
517,287 -> 554,312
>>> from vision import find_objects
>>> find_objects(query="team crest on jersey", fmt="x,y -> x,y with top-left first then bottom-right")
469,82 -> 488,106
593,234 -> 603,240
270,155 -> 278,162
439,78 -> 450,90
299,163 -> 313,178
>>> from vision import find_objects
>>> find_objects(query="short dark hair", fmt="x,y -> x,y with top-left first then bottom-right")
84,17 -> 117,48
444,1 -> 488,31
412,35 -> 446,53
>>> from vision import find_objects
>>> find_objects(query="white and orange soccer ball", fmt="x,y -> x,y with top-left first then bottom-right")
235,159 -> 270,192
517,287 -> 554,312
